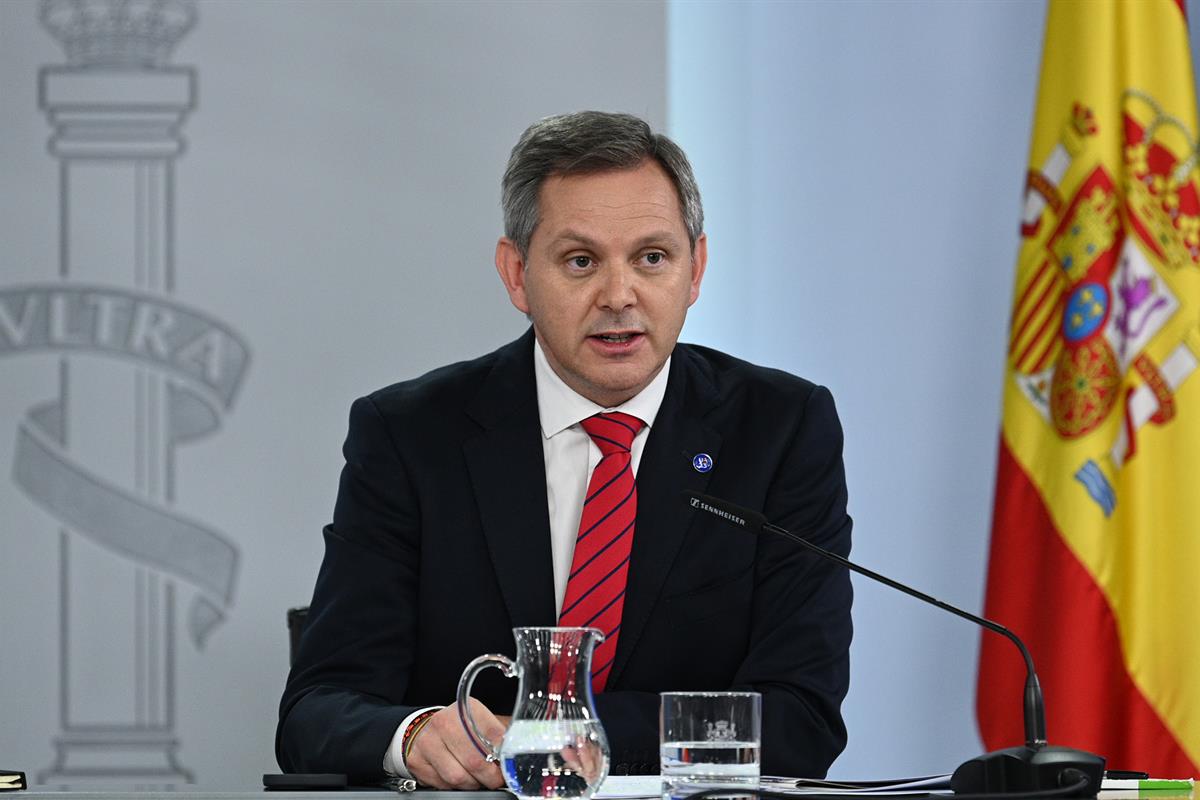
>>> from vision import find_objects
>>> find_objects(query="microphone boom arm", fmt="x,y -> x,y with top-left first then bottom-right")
684,491 -> 1103,796
756,516 -> 1046,747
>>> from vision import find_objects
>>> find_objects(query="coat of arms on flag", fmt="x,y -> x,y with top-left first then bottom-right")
981,0 -> 1200,778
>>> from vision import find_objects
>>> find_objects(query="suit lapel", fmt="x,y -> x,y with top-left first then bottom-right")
608,347 -> 722,687
463,330 -> 558,629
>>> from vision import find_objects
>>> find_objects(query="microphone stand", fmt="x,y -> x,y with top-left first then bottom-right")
685,492 -> 1106,796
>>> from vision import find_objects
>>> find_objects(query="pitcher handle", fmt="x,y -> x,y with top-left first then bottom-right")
456,653 -> 516,762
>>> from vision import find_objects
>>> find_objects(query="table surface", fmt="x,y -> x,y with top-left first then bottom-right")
18,791 -> 1195,799
22,792 -> 509,799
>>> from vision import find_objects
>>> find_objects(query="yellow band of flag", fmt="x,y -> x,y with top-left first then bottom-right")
984,0 -> 1200,774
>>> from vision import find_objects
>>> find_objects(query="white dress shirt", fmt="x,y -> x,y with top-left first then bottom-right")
533,338 -> 670,615
385,338 -> 671,779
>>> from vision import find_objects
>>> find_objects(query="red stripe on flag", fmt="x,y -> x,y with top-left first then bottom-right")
1009,261 -> 1054,336
1026,297 -> 1066,374
1014,293 -> 1063,370
978,439 -> 1198,775
1009,270 -> 1058,356
1027,339 -> 1061,376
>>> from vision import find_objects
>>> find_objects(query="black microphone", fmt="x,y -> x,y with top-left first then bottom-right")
684,491 -> 1105,796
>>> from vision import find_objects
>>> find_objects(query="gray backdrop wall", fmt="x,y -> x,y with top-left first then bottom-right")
4,0 -> 1200,789
672,0 -> 1200,778
671,0 -> 1044,777
0,0 -> 664,787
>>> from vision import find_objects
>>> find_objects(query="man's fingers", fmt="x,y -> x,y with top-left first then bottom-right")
403,749 -> 447,790
409,734 -> 491,790
426,737 -> 486,790
457,698 -> 507,745
407,702 -> 506,790
444,699 -> 507,788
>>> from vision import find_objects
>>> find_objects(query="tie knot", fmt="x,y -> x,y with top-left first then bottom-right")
580,412 -> 644,455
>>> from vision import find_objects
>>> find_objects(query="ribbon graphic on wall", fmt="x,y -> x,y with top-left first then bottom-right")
4,284 -> 248,646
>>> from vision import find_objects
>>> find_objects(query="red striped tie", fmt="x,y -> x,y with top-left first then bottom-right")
558,411 -> 644,692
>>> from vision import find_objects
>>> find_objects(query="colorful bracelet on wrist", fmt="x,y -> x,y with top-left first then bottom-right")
401,709 -> 439,763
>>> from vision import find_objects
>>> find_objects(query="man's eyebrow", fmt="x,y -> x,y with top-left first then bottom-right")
548,229 -> 684,250
630,231 -> 685,249
549,230 -> 601,249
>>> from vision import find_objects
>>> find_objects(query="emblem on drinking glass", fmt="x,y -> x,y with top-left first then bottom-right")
705,720 -> 736,742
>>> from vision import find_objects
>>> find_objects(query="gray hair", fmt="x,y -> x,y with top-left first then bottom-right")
501,111 -> 704,256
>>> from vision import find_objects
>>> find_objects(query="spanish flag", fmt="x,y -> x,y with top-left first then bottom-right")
980,0 -> 1200,776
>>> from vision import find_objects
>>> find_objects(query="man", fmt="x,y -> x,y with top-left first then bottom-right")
277,111 -> 852,787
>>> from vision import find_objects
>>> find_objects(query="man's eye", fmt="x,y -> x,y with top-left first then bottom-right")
570,256 -> 593,269
644,252 -> 665,266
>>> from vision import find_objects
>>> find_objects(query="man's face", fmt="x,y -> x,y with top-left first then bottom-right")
496,159 -> 707,408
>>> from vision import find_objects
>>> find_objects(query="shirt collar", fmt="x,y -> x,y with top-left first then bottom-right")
534,337 -> 671,439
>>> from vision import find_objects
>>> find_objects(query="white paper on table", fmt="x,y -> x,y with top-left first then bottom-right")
762,774 -> 953,795
595,774 -> 664,798
596,772 -> 957,798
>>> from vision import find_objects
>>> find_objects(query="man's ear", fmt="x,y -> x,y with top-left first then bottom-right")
495,237 -> 530,314
688,233 -> 708,307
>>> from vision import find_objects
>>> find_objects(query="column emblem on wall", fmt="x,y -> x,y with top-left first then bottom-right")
1,0 -> 251,786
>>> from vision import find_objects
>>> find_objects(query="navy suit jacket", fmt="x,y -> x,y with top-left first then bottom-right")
277,329 -> 853,781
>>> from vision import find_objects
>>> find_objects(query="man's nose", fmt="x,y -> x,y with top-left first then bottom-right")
597,265 -> 637,311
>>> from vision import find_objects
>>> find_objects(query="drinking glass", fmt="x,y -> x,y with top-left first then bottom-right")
660,691 -> 761,799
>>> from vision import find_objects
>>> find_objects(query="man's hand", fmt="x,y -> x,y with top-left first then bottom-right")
560,734 -> 605,785
405,700 -> 509,789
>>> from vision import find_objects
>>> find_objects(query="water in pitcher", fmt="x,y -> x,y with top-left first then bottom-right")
501,719 -> 610,800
